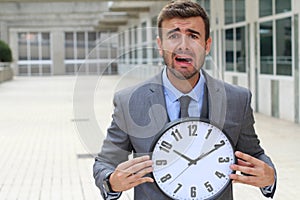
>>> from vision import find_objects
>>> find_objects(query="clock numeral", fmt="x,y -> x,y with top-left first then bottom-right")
159,141 -> 172,153
173,183 -> 182,194
215,171 -> 226,179
171,129 -> 183,141
218,157 -> 230,163
214,140 -> 225,148
205,128 -> 212,139
155,160 -> 167,166
204,181 -> 214,192
191,186 -> 197,198
160,173 -> 172,183
188,124 -> 198,136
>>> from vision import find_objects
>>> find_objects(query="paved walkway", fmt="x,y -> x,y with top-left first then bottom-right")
0,76 -> 299,200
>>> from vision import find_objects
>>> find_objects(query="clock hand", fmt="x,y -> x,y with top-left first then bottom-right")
188,140 -> 225,166
169,164 -> 191,184
169,150 -> 199,184
173,150 -> 194,163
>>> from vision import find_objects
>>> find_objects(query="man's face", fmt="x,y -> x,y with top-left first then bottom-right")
157,17 -> 212,80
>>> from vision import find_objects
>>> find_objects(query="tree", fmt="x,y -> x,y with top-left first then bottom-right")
0,40 -> 13,63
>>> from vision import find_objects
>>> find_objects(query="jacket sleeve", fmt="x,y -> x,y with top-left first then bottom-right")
93,92 -> 133,199
236,90 -> 277,198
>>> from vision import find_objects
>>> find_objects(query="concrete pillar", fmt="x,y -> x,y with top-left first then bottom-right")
51,30 -> 65,75
294,0 -> 300,123
0,21 -> 8,43
9,30 -> 18,75
246,0 -> 259,111
210,0 -> 224,79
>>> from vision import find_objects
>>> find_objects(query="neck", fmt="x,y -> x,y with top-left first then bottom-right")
167,70 -> 200,94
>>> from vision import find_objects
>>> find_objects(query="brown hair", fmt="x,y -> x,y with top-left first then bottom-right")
157,0 -> 210,40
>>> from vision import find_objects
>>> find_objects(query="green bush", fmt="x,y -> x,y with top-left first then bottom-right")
0,40 -> 13,63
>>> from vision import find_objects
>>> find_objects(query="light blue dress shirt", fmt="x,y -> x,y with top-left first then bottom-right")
162,66 -> 206,121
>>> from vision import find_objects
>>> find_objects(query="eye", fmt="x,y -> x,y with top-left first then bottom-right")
189,34 -> 199,40
168,33 -> 180,40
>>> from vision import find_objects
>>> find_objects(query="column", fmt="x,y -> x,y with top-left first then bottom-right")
52,30 -> 65,75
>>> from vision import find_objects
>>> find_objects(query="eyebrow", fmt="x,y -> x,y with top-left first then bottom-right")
166,27 -> 180,36
166,27 -> 201,37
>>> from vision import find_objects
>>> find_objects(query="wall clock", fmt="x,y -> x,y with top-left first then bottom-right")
151,118 -> 236,200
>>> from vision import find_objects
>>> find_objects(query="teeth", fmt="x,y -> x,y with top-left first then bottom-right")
176,57 -> 192,63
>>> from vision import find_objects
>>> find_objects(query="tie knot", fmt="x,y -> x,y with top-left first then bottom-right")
179,95 -> 191,118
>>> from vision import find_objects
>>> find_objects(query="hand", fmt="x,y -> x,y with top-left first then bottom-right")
229,151 -> 275,188
173,149 -> 194,163
109,155 -> 154,192
189,140 -> 225,165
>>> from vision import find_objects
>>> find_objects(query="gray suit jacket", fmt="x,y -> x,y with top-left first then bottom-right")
93,70 -> 276,200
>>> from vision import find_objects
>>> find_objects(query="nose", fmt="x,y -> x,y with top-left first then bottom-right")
177,35 -> 190,51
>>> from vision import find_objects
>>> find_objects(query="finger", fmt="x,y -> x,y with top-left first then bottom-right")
229,173 -> 257,186
230,163 -> 258,176
126,177 -> 154,190
125,160 -> 153,175
117,155 -> 151,170
237,159 -> 254,168
127,166 -> 153,182
234,151 -> 264,166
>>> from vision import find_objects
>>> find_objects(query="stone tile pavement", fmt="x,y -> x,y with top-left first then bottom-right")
0,75 -> 299,200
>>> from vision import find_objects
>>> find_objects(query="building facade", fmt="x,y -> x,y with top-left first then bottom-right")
116,0 -> 300,123
0,0 -> 299,123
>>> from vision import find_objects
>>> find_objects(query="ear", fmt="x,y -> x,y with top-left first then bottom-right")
205,37 -> 212,55
156,36 -> 163,56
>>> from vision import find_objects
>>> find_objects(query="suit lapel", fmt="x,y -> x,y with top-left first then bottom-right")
145,70 -> 227,130
147,72 -> 169,128
202,70 -> 227,130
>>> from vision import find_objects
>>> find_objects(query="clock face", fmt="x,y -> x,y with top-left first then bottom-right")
151,118 -> 235,200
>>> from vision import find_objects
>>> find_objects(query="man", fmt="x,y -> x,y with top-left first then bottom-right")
93,0 -> 276,199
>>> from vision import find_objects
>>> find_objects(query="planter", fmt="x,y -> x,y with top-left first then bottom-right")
0,63 -> 13,83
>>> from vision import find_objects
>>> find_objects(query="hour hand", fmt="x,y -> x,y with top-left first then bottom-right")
173,149 -> 194,163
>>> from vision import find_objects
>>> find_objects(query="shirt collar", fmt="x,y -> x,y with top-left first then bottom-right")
162,66 -> 206,103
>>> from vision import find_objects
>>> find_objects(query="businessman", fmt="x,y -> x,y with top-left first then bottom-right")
93,0 -> 276,199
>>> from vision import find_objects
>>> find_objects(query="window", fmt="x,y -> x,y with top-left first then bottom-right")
88,32 -> 97,59
260,21 -> 273,74
134,26 -> 138,64
259,0 -> 291,17
17,32 -> 51,76
142,21 -> 147,64
18,33 -> 27,60
152,16 -> 160,65
276,18 -> 292,76
225,0 -> 245,25
259,0 -> 272,17
225,27 -> 246,72
259,18 -> 292,76
41,33 -> 50,60
196,0 -> 210,17
119,32 -> 126,64
65,32 -> 74,59
128,28 -> 133,64
64,31 -> 117,75
77,32 -> 85,59
275,0 -> 291,14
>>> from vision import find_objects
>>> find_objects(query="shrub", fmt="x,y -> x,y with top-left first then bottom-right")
0,40 -> 13,63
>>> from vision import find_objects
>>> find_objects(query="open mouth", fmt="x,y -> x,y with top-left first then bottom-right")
175,56 -> 193,64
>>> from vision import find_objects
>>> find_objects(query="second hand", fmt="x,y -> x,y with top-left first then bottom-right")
169,153 -> 204,185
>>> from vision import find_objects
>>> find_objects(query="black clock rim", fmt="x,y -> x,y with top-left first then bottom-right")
149,117 -> 236,154
149,117 -> 237,200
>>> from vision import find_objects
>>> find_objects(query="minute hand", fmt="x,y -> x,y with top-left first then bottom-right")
188,140 -> 225,166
